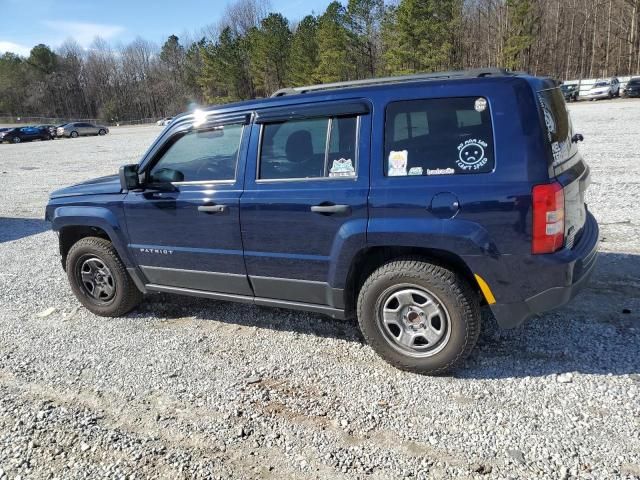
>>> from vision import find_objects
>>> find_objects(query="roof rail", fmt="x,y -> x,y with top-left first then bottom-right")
271,68 -> 515,97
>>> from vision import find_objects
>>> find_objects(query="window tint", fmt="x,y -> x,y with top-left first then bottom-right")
259,116 -> 357,180
537,87 -> 576,167
327,116 -> 358,177
384,97 -> 495,176
149,124 -> 243,183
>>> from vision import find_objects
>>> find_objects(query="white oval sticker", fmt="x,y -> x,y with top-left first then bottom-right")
474,97 -> 487,112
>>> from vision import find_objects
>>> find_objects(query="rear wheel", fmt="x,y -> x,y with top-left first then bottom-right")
98,129 -> 106,135
66,237 -> 142,317
70,131 -> 79,138
357,258 -> 480,374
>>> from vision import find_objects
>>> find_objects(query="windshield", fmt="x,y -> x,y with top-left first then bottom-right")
628,79 -> 640,86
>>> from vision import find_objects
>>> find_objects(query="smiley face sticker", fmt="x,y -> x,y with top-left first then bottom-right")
456,139 -> 489,171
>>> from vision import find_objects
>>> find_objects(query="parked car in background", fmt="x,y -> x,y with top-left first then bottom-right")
57,122 -> 109,138
37,124 -> 58,138
46,68 -> 598,375
561,84 -> 579,102
0,126 -> 52,144
621,77 -> 640,98
585,77 -> 620,100
156,117 -> 173,126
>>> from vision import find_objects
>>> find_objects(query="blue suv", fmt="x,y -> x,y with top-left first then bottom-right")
46,69 -> 599,374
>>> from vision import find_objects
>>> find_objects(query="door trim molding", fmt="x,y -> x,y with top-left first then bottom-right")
249,275 -> 344,309
140,265 -> 253,296
145,284 -> 346,319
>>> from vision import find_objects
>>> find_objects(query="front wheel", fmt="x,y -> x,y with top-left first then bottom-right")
70,131 -> 79,138
12,137 -> 21,144
357,258 -> 480,375
66,237 -> 143,317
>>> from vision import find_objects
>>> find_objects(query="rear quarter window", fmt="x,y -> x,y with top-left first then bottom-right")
384,97 -> 495,176
537,87 -> 577,168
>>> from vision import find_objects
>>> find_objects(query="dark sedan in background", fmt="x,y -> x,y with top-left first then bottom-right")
622,78 -> 640,98
0,126 -> 52,144
561,84 -> 579,102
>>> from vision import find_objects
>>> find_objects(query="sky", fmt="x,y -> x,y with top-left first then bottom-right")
0,0 -> 333,56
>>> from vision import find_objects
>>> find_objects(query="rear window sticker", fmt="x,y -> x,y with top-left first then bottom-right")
388,150 -> 408,176
474,97 -> 487,112
537,94 -> 556,141
426,167 -> 454,175
329,158 -> 355,178
456,139 -> 488,171
408,166 -> 423,176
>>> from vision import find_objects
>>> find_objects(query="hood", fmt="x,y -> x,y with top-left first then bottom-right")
50,174 -> 122,198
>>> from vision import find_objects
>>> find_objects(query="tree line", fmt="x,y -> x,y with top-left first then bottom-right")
1,0 -> 639,122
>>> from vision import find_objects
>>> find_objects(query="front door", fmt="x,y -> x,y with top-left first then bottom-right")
124,117 -> 252,296
241,102 -> 371,309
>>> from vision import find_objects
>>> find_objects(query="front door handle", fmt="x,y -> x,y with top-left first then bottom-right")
310,204 -> 351,215
198,204 -> 227,214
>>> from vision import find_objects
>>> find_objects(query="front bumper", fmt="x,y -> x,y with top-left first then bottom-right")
622,90 -> 640,97
585,91 -> 610,99
488,211 -> 599,328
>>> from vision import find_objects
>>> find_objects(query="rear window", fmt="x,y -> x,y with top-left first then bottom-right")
259,115 -> 358,180
384,97 -> 495,176
537,87 -> 577,168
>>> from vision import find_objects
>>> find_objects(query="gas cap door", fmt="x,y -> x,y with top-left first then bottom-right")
429,192 -> 460,219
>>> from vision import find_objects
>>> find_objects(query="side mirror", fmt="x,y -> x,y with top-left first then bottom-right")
119,164 -> 140,191
150,167 -> 184,184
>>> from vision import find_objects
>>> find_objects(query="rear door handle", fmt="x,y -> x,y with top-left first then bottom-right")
198,204 -> 227,214
310,204 -> 351,215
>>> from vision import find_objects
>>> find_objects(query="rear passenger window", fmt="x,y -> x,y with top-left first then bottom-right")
384,97 -> 495,176
259,116 -> 358,180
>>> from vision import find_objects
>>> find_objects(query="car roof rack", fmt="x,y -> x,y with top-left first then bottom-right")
271,68 -> 516,97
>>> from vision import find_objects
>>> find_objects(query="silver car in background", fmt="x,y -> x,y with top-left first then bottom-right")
57,122 -> 109,138
585,77 -> 620,100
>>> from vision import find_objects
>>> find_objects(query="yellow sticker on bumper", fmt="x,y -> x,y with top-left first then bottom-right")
474,274 -> 496,305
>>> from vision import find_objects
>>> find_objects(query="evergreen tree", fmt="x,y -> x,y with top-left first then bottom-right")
288,15 -> 319,86
200,27 -> 254,103
315,1 -> 356,82
501,0 -> 541,71
346,0 -> 385,77
248,13 -> 291,96
27,44 -> 58,76
383,0 -> 459,74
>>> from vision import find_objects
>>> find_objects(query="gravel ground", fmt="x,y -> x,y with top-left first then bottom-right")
1,101 -> 639,480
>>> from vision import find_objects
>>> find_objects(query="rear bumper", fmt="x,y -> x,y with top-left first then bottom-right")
489,211 -> 599,328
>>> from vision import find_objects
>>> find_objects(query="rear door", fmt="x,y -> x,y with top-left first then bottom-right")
124,113 -> 253,295
240,101 -> 371,308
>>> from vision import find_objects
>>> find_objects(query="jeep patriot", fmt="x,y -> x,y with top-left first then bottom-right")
46,69 -> 599,374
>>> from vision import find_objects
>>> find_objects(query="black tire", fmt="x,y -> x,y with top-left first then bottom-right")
12,137 -> 21,144
70,131 -> 79,138
357,258 -> 480,375
98,129 -> 106,135
66,237 -> 143,317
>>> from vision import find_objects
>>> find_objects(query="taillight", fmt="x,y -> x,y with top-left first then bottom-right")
532,182 -> 565,254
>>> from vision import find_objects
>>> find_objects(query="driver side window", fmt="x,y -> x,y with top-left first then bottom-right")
149,124 -> 243,183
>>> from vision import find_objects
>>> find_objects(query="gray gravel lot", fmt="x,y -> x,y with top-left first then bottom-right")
1,100 -> 639,479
